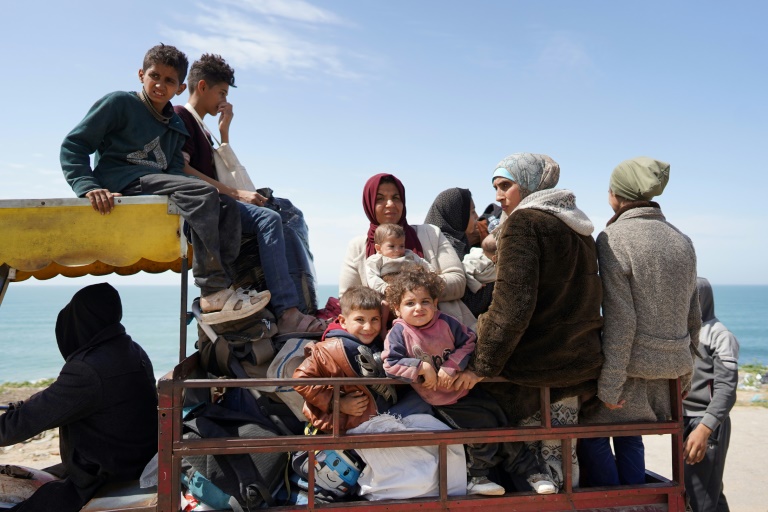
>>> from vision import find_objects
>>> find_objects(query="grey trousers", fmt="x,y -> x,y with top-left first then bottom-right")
684,416 -> 731,512
121,174 -> 241,295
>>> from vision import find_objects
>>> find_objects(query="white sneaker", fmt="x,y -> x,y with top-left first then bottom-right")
530,478 -> 557,494
467,476 -> 505,496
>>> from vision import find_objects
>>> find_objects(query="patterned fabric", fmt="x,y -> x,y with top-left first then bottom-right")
518,397 -> 580,490
424,188 -> 473,257
515,188 -> 594,236
493,153 -> 560,198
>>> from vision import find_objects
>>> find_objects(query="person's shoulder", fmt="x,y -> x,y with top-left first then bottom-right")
101,90 -> 140,107
413,223 -> 439,236
345,234 -> 367,257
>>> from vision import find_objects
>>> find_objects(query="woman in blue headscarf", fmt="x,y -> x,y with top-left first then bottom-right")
453,153 -> 604,490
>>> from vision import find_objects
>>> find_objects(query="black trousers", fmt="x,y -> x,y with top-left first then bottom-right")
684,416 -> 731,512
434,387 -> 547,479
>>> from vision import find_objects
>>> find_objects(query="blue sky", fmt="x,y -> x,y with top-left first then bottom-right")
2,0 -> 766,286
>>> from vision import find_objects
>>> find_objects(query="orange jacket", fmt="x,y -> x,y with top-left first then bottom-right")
293,338 -> 378,433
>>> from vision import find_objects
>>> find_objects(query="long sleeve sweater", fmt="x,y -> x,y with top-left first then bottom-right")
61,91 -> 189,196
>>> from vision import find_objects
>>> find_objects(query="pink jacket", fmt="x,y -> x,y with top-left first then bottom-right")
383,311 -> 476,406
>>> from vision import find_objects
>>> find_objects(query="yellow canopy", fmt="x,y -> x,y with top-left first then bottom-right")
0,197 -> 188,282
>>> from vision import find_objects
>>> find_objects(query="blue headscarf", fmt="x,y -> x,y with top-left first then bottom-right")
492,153 -> 560,199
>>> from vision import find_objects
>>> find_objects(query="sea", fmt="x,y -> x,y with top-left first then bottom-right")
0,284 -> 766,384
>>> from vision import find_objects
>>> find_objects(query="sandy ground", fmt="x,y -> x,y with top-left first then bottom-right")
643,406 -> 767,512
2,384 -> 767,510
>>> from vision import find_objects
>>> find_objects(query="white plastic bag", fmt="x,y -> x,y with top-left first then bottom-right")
347,414 -> 467,500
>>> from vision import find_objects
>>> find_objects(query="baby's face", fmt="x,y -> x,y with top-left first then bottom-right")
377,236 -> 406,258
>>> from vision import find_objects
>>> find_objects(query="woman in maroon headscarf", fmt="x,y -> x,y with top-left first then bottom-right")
339,173 -> 473,326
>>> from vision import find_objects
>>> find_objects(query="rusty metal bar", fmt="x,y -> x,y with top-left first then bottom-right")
562,437 -> 573,492
333,383 -> 341,438
308,450 -> 316,509
540,385 -> 551,428
158,360 -> 688,512
439,443 -> 448,503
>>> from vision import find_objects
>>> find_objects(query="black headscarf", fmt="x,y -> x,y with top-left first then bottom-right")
55,283 -> 124,360
697,277 -> 716,323
424,188 -> 473,257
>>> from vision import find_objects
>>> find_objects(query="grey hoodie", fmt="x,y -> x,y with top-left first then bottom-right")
682,278 -> 740,430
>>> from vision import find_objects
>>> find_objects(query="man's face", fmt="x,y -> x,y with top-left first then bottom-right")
198,80 -> 230,117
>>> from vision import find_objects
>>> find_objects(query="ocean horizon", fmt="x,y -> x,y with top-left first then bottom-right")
0,283 -> 766,384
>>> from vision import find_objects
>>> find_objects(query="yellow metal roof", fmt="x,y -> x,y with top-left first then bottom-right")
0,197 -> 188,282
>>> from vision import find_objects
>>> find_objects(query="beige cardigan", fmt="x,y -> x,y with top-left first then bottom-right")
339,224 -> 476,328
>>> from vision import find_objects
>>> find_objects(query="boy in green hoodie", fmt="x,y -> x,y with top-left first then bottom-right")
60,43 -> 266,325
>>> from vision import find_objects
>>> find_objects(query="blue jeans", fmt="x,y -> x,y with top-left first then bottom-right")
238,203 -> 300,317
578,436 -> 645,486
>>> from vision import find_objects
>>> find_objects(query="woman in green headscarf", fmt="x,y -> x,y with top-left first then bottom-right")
578,157 -> 700,488
453,152 -> 604,490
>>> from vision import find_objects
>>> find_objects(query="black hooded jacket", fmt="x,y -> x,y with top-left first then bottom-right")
0,284 -> 158,510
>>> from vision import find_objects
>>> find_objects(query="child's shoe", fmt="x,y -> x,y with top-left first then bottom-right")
529,475 -> 557,495
466,476 -> 505,496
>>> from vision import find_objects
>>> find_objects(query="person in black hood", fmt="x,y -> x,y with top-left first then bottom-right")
0,283 -> 158,511
682,277 -> 739,512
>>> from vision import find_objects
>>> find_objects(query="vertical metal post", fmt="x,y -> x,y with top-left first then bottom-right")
562,437 -> 573,492
178,215 -> 189,362
439,443 -> 448,503
540,386 -> 552,427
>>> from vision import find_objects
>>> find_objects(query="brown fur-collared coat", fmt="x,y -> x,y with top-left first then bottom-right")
472,208 -> 604,424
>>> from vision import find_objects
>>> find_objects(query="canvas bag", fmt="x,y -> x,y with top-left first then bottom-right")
255,337 -> 316,421
195,303 -> 278,379
183,103 -> 256,192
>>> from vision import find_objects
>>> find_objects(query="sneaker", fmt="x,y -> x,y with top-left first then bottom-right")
530,478 -> 557,495
467,476 -> 505,496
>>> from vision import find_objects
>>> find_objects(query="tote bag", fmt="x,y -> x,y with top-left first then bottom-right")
183,103 -> 256,192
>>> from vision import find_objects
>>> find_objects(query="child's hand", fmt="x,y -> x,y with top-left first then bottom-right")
437,368 -> 457,389
85,189 -> 122,215
339,391 -> 369,416
419,362 -> 437,390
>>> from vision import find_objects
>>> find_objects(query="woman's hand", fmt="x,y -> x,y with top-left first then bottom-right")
603,399 -> 626,410
683,423 -> 712,464
237,190 -> 268,206
452,369 -> 484,391
419,362 -> 437,390
339,391 -> 369,416
437,368 -> 457,389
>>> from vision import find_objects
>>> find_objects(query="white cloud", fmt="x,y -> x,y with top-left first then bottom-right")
165,1 -> 360,79
220,0 -> 343,24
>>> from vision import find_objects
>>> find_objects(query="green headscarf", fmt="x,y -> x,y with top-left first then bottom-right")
609,157 -> 670,201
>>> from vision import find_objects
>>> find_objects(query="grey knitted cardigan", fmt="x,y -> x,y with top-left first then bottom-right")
581,203 -> 701,424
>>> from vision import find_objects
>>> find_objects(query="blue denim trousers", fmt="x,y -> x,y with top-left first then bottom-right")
578,435 -> 645,486
238,202 -> 301,317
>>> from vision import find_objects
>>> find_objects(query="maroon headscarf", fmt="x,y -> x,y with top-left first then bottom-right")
362,173 -> 424,258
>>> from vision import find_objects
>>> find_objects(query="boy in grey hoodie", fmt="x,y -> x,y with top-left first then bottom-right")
683,277 -> 739,512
